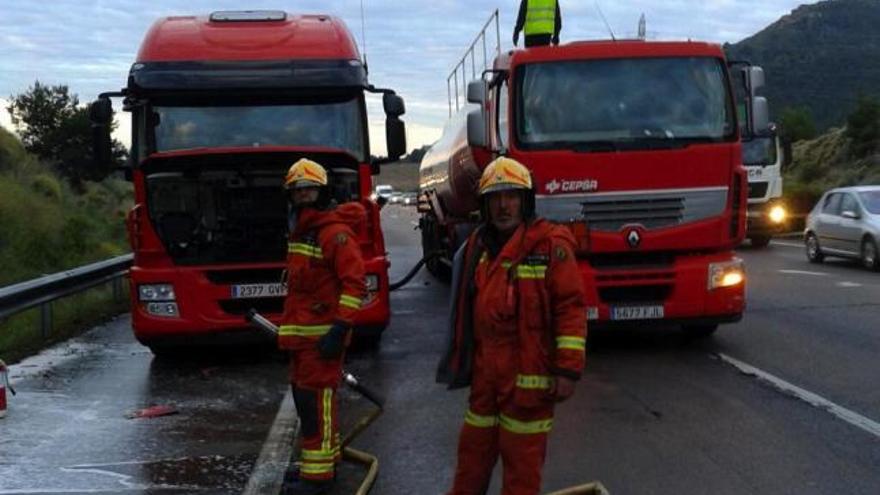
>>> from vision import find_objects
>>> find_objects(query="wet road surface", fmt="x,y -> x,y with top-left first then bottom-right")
2,206 -> 880,494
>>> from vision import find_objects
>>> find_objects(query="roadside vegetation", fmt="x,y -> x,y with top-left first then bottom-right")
782,96 -> 880,230
0,82 -> 131,363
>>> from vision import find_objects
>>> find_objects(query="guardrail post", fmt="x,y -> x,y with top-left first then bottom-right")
41,302 -> 52,338
112,278 -> 122,301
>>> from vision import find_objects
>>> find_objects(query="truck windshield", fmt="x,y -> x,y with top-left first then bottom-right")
152,97 -> 366,161
517,57 -> 734,150
742,136 -> 778,166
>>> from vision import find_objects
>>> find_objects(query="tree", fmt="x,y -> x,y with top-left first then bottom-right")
7,81 -> 127,186
845,95 -> 880,158
779,106 -> 817,143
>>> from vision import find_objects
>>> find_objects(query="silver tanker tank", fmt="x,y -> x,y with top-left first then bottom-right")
418,106 -> 485,219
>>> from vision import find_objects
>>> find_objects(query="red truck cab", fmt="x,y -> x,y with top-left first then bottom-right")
90,11 -> 406,353
421,37 -> 770,336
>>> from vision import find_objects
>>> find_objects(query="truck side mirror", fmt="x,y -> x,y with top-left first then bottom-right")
383,93 -> 406,118
89,98 -> 113,171
750,96 -> 769,137
746,66 -> 765,96
386,117 -> 406,161
467,80 -> 487,105
467,109 -> 487,148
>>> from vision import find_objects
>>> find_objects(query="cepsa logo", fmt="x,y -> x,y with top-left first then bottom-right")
544,179 -> 599,194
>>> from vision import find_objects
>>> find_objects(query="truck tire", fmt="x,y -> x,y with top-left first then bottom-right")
749,235 -> 772,248
682,324 -> 718,339
421,214 -> 451,282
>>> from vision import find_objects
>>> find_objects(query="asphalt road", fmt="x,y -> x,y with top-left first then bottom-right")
2,206 -> 879,494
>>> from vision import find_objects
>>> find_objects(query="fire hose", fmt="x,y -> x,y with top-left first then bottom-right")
246,310 -> 384,495
388,251 -> 443,292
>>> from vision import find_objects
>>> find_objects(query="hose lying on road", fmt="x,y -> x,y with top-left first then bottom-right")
246,310 -> 385,495
544,481 -> 610,495
388,251 -> 443,292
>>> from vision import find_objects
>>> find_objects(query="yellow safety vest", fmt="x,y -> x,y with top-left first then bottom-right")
524,0 -> 556,36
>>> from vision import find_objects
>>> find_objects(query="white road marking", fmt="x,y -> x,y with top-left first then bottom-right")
771,240 -> 804,249
719,353 -> 880,440
777,269 -> 829,276
242,391 -> 299,495
837,281 -> 863,288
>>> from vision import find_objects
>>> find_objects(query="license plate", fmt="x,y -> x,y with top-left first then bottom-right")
611,305 -> 664,321
230,283 -> 287,299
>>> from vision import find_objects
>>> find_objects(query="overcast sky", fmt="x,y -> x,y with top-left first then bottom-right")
1,0 -> 814,154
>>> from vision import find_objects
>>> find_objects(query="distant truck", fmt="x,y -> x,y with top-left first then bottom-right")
89,10 -> 406,353
742,125 -> 789,247
419,13 -> 768,336
374,184 -> 394,200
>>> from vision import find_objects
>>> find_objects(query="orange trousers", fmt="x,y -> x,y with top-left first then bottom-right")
289,346 -> 344,481
448,346 -> 555,495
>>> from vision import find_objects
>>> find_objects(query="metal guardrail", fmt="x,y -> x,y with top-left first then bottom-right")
0,254 -> 133,336
447,9 -> 501,117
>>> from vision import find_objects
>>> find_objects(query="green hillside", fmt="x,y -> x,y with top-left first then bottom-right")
0,127 -> 132,361
725,0 -> 880,130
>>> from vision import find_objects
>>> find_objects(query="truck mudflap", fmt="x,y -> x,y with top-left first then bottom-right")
577,251 -> 745,326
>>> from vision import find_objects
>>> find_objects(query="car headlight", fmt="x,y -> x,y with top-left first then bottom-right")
708,258 -> 745,290
138,284 -> 176,301
768,205 -> 786,224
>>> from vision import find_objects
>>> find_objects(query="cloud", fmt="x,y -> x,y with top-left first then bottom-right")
0,98 -> 14,134
1,0 -> 813,157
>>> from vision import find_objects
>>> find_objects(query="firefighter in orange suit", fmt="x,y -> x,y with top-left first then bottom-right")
437,157 -> 587,495
279,158 -> 366,495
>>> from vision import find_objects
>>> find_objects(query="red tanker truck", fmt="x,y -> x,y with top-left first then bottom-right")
419,17 -> 768,336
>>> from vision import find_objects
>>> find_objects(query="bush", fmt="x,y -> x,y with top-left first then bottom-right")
780,107 -> 817,143
845,95 -> 880,158
30,173 -> 63,201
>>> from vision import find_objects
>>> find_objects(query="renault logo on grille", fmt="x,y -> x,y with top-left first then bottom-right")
626,229 -> 641,249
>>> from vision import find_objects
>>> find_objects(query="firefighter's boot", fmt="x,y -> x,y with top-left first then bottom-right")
283,478 -> 333,495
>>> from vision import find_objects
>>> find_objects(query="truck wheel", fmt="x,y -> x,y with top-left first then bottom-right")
682,324 -> 718,339
421,215 -> 451,282
749,235 -> 772,248
805,233 -> 824,263
861,237 -> 880,271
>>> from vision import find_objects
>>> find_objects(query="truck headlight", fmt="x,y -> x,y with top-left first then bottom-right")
768,205 -> 786,224
363,274 -> 380,305
145,302 -> 179,317
138,284 -> 176,302
708,259 -> 745,290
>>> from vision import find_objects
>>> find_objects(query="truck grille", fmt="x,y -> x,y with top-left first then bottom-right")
582,197 -> 684,230
598,284 -> 672,304
537,187 -> 728,232
205,268 -> 284,285
748,181 -> 768,199
219,298 -> 284,315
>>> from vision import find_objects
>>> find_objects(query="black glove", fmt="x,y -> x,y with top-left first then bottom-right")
513,32 -> 519,46
317,322 -> 349,359
552,35 -> 560,45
